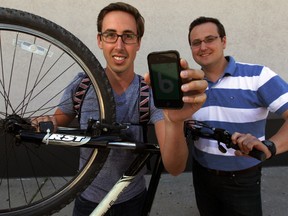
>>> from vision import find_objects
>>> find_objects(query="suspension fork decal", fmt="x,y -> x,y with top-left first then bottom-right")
43,133 -> 91,146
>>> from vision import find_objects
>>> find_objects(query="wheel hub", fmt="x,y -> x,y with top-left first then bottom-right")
2,114 -> 29,134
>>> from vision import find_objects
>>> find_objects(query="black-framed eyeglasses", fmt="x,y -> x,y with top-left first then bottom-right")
99,32 -> 139,44
191,35 -> 220,48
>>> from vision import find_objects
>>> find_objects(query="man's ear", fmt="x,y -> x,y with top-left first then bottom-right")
222,36 -> 227,49
97,34 -> 103,49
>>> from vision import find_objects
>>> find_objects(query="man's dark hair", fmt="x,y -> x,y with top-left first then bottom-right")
188,16 -> 226,45
97,2 -> 145,39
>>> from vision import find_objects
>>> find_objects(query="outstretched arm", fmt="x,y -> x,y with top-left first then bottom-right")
151,59 -> 207,176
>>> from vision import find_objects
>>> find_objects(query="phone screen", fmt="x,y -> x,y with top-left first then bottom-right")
148,50 -> 183,109
150,62 -> 180,100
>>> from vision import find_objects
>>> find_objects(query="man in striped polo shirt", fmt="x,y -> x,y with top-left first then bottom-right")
187,16 -> 288,216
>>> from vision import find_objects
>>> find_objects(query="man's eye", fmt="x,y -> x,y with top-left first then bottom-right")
192,41 -> 201,46
205,37 -> 215,43
105,33 -> 116,38
125,34 -> 134,39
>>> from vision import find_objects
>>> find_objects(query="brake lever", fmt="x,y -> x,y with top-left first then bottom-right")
213,128 -> 230,153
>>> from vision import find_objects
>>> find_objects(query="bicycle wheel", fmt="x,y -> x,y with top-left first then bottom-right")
0,7 -> 115,216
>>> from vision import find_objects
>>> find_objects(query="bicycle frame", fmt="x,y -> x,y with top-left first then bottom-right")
19,127 -> 163,216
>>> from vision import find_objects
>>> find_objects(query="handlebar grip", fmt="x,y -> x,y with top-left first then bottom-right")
232,144 -> 266,161
248,149 -> 266,161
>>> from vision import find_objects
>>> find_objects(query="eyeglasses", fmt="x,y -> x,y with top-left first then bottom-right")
99,32 -> 139,44
191,35 -> 220,48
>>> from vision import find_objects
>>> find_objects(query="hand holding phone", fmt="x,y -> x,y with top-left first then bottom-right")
147,50 -> 183,109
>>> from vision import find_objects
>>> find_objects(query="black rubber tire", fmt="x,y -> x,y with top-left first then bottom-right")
0,7 -> 115,216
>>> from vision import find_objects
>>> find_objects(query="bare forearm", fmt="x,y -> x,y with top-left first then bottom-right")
161,120 -> 189,176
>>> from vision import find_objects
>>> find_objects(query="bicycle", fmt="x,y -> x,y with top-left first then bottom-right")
0,6 -> 165,216
0,7 -> 265,216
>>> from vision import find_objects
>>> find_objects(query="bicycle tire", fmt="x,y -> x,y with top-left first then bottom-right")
0,7 -> 115,216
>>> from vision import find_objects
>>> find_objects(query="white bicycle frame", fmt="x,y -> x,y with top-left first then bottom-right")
90,175 -> 135,216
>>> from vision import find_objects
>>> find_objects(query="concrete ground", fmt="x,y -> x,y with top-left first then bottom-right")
54,166 -> 288,216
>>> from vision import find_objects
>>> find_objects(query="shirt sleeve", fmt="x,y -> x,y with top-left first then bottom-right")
149,90 -> 164,124
58,72 -> 86,114
258,67 -> 288,115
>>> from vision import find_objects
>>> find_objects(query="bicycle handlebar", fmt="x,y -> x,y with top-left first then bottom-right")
184,120 -> 266,161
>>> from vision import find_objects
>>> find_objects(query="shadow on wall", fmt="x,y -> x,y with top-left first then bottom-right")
262,113 -> 287,167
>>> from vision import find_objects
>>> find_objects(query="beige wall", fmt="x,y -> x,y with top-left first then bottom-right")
1,0 -> 288,81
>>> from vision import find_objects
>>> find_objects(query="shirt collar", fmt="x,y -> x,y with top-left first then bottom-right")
204,56 -> 235,85
224,56 -> 236,76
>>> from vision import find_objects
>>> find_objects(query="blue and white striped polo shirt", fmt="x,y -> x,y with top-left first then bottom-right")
192,56 -> 288,171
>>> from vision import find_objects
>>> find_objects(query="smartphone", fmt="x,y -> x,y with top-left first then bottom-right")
147,50 -> 183,109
